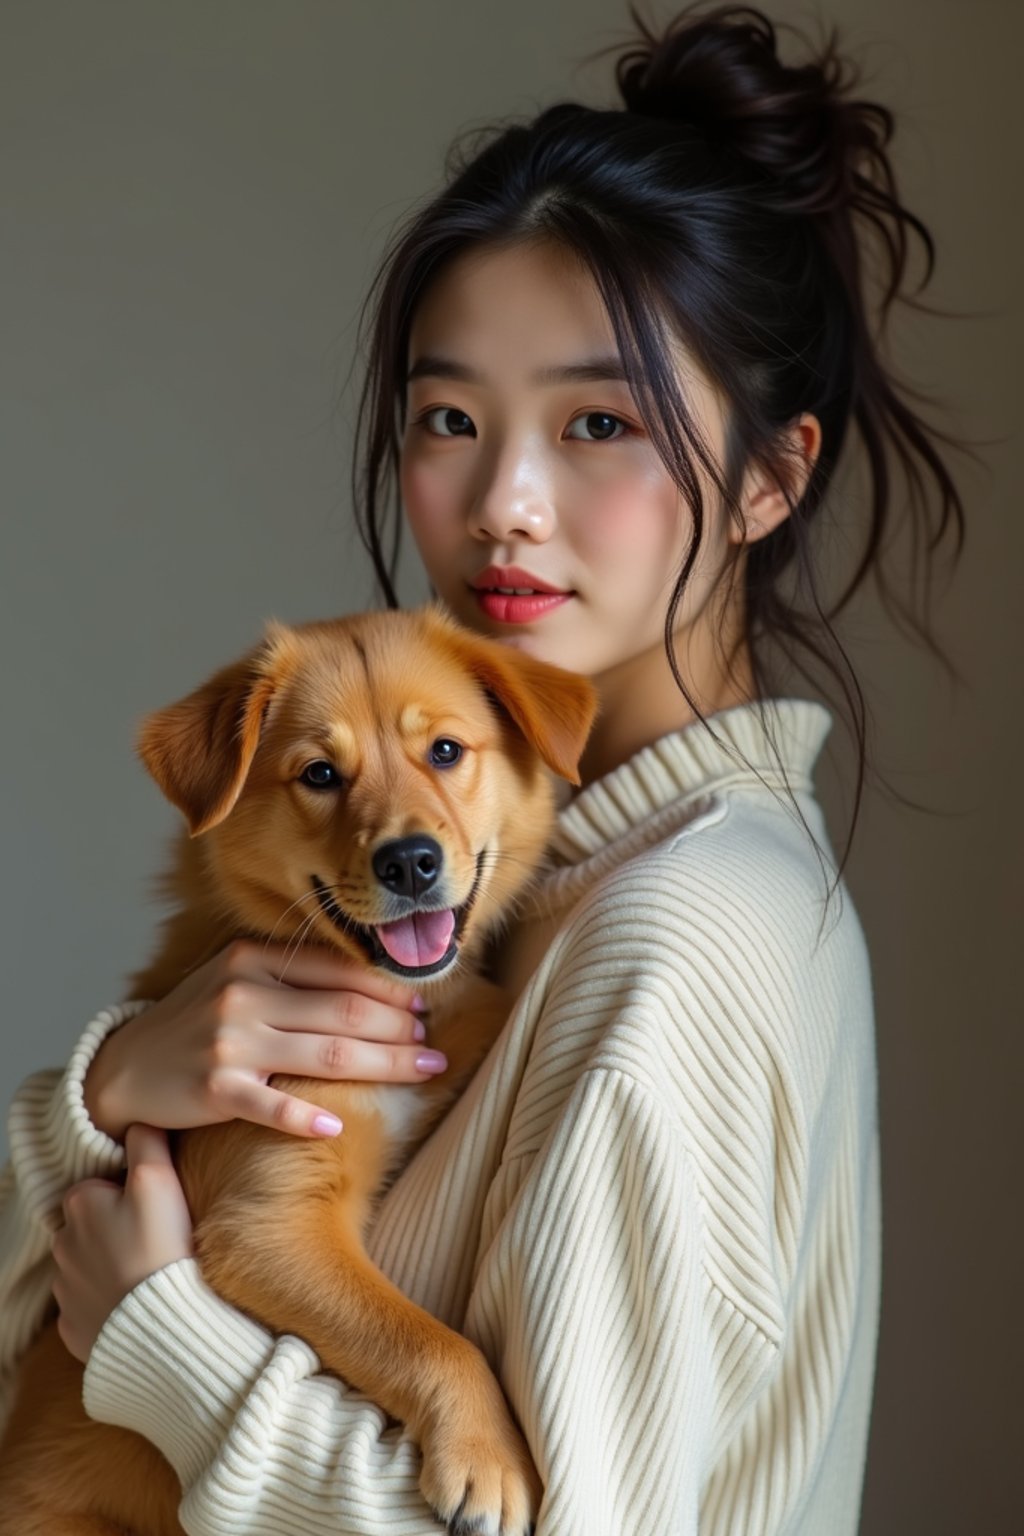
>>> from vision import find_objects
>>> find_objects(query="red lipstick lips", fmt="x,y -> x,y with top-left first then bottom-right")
469,565 -> 574,625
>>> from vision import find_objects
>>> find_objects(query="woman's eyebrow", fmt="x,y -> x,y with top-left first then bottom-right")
406,353 -> 629,386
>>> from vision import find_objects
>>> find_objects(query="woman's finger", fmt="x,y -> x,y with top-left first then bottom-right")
62,1178 -> 121,1217
262,1027 -> 447,1084
241,984 -> 427,1045
223,1081 -> 347,1140
124,1122 -> 174,1168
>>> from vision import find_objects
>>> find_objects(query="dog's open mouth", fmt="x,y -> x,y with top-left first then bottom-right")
310,853 -> 484,980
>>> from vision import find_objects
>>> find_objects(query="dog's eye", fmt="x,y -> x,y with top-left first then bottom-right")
300,760 -> 342,790
429,738 -> 463,768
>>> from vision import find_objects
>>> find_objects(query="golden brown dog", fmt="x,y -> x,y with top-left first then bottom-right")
0,602 -> 598,1536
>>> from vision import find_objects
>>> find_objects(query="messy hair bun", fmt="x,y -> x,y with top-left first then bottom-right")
616,4 -> 870,201
352,1 -> 973,922
613,2 -> 932,304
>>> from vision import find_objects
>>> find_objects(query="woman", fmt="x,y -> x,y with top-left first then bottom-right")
0,4 -> 968,1532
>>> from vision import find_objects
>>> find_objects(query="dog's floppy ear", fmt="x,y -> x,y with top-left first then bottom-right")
136,621 -> 297,836
449,626 -> 599,786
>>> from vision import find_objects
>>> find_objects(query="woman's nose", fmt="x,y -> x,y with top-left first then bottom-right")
467,444 -> 557,543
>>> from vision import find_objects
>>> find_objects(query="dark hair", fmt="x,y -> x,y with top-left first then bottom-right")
348,0 -> 977,932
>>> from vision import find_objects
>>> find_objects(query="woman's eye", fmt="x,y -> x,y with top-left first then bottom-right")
417,406 -> 475,438
300,760 -> 342,790
566,410 -> 627,443
429,738 -> 463,767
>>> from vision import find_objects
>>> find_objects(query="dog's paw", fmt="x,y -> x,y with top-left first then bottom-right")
418,1384 -> 541,1536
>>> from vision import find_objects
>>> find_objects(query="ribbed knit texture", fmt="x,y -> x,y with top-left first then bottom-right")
0,697 -> 881,1535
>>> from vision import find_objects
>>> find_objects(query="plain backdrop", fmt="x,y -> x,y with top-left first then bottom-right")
2,2 -> 1020,1531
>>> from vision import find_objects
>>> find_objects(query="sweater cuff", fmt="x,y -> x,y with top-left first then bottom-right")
6,1003 -> 150,1228
82,1257 -> 320,1489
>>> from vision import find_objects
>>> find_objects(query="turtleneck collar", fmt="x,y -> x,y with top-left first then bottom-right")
525,698 -> 832,918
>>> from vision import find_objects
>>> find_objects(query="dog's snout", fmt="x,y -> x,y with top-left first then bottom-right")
372,836 -> 443,900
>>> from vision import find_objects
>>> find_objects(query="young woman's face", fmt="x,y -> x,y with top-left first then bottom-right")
399,239 -> 737,681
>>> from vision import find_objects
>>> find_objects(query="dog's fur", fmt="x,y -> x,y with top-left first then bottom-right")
0,604 -> 598,1536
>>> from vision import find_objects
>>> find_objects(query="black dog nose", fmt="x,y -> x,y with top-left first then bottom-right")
372,836 -> 443,900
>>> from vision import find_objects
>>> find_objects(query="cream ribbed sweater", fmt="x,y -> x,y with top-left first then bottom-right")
0,697 -> 881,1535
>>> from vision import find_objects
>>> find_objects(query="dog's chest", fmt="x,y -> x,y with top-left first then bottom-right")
345,1082 -> 437,1164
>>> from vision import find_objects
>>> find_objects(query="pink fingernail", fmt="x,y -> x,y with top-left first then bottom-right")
413,1019 -> 427,1042
312,1113 -> 343,1137
410,993 -> 427,1014
415,1050 -> 447,1074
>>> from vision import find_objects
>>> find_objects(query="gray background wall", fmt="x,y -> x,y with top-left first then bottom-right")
2,2 -> 1020,1530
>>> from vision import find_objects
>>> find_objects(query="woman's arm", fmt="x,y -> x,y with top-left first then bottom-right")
85,1258 -> 438,1535
47,1120 -> 445,1532
0,1005 -> 140,1427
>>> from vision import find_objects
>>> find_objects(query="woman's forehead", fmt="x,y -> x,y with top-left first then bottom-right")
407,242 -> 616,361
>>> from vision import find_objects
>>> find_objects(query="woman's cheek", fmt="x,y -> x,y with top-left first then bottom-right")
400,457 -> 461,560
572,476 -> 670,569
400,455 -> 437,525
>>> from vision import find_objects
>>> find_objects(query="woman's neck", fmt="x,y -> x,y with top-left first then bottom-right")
577,629 -> 755,790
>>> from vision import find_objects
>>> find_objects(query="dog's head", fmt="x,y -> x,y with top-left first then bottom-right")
137,604 -> 598,985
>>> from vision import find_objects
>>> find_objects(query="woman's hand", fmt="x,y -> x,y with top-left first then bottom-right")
84,941 -> 446,1143
51,1123 -> 193,1364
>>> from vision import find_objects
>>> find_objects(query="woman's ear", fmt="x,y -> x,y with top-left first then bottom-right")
136,622 -> 297,836
729,412 -> 822,544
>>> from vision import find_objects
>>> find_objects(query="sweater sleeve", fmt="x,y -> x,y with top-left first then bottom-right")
0,1003 -> 145,1430
83,1259 -> 438,1535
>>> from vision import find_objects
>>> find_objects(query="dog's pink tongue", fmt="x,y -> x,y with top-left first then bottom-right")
376,909 -> 455,969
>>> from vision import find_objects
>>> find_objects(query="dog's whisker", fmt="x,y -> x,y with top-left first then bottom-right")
281,920 -> 321,979
278,906 -> 321,967
278,908 -> 325,983
263,889 -> 325,953
477,851 -> 539,879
